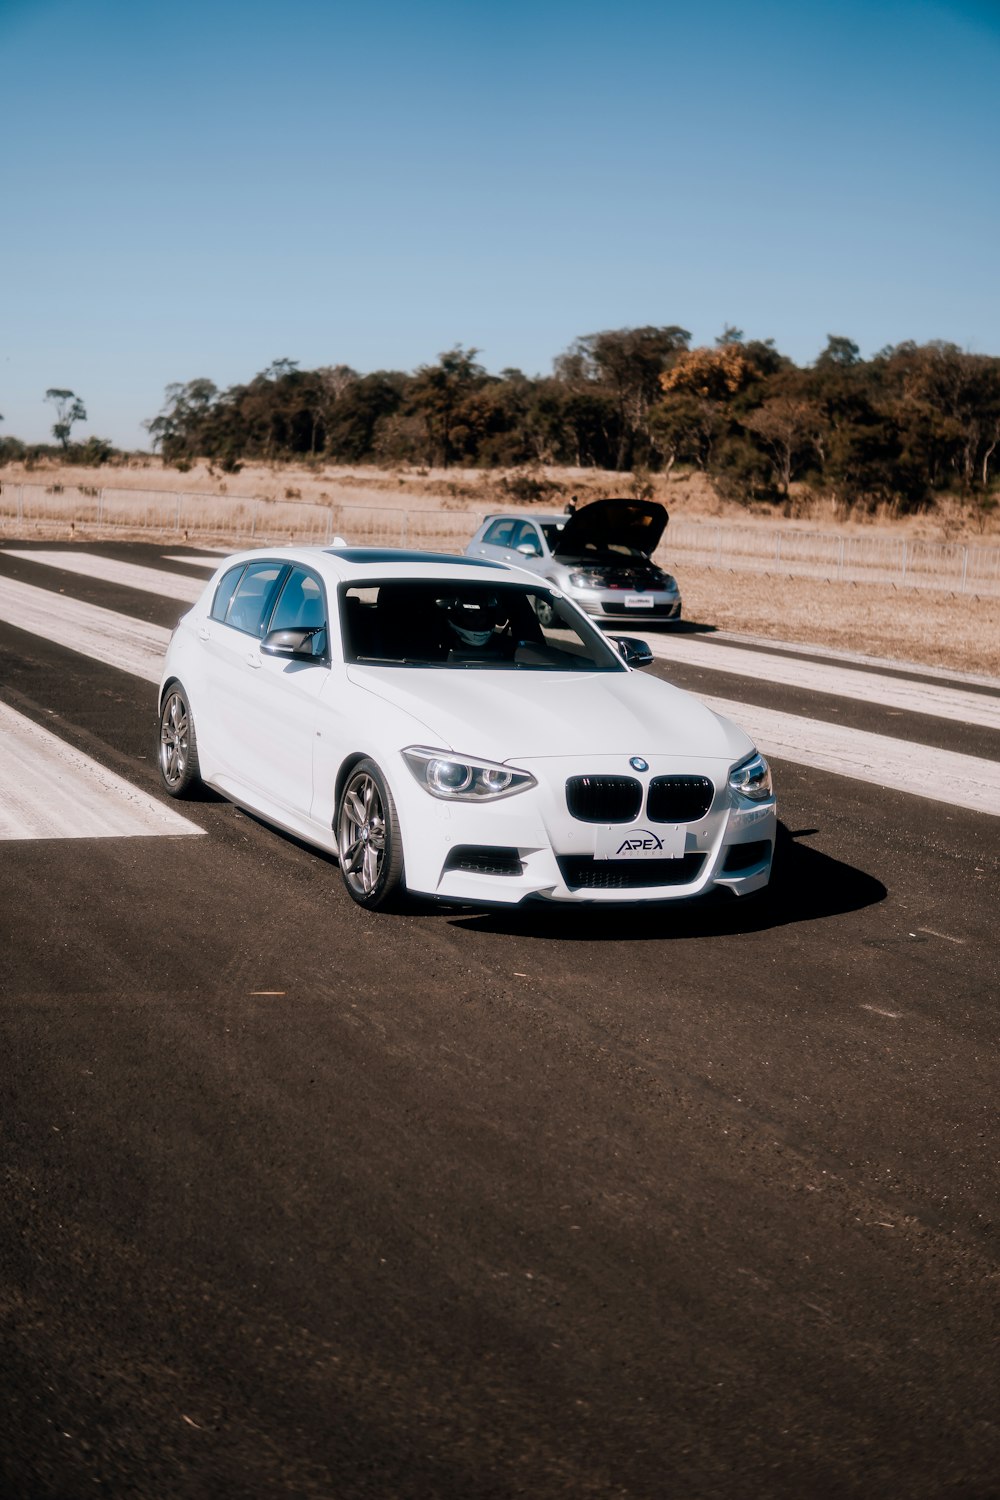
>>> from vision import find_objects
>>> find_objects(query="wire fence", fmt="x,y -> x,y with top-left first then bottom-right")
2,481 -> 999,596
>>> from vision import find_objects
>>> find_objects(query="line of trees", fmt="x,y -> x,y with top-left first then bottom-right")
143,330 -> 1000,517
5,330 -> 999,518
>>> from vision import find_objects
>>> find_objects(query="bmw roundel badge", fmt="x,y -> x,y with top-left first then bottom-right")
629,756 -> 649,772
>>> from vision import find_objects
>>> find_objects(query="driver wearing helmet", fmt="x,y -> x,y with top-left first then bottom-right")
436,594 -> 513,660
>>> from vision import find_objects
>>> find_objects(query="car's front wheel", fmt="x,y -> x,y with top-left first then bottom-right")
158,683 -> 201,798
337,759 -> 406,910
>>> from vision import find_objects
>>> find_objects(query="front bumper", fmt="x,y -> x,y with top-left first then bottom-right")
391,751 -> 775,906
565,586 -> 682,623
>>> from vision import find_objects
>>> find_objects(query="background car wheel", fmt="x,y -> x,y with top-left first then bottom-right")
337,759 -> 406,910
158,684 -> 201,798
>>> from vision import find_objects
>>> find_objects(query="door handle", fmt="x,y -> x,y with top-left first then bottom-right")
246,651 -> 262,669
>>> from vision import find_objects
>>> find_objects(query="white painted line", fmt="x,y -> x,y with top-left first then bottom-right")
702,693 -> 1000,817
651,636 -> 1000,731
5,549 -> 206,603
0,573 -> 168,683
2,573 -> 998,818
0,701 -> 203,840
164,552 -> 230,567
710,629 -> 1000,690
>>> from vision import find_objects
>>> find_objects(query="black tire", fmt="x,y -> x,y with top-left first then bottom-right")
158,683 -> 202,798
337,759 -> 406,911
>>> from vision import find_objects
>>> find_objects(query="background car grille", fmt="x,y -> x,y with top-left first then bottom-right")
646,776 -> 714,822
556,854 -> 706,890
602,568 -> 660,587
566,775 -> 642,823
599,601 -> 680,617
443,845 -> 523,877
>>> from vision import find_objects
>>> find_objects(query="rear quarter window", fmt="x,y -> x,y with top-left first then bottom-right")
211,564 -> 247,622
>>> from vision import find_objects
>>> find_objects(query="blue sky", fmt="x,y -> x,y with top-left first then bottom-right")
2,0 -> 999,450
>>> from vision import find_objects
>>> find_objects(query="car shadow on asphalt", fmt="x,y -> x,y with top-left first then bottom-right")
441,824 -> 887,941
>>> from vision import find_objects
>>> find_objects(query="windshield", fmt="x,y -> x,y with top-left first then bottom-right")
339,580 -> 625,671
554,540 -> 650,561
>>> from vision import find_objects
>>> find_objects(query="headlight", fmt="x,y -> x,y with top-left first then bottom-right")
728,751 -> 773,802
402,746 -> 537,801
567,569 -> 606,588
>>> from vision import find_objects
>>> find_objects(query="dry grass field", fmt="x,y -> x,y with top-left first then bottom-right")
3,457 -> 998,678
680,567 -> 999,677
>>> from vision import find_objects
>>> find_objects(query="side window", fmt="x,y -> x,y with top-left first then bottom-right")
224,561 -> 286,637
511,521 -> 542,556
482,518 -> 516,547
269,567 -> 328,657
211,564 -> 247,622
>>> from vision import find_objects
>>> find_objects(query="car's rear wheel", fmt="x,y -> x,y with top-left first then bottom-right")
337,759 -> 406,910
158,684 -> 201,798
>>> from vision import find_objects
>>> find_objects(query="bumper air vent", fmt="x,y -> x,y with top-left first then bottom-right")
721,840 -> 771,874
599,602 -> 679,617
443,845 -> 523,877
556,853 -> 705,890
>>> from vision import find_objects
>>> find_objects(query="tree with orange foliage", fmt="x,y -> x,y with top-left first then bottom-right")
658,344 -> 759,402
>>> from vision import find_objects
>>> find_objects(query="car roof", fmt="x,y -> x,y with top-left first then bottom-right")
209,544 -> 513,586
482,512 -> 566,525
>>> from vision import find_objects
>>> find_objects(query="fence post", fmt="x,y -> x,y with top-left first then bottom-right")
775,533 -> 782,566
401,509 -> 408,546
900,539 -> 908,586
961,547 -> 969,594
17,485 -> 23,526
715,525 -> 722,568
838,535 -> 845,581
251,500 -> 257,538
175,494 -> 181,531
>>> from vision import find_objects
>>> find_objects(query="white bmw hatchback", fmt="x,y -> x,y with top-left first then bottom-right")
158,546 -> 775,911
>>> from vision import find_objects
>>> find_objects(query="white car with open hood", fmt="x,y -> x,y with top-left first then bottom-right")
466,497 -> 682,624
157,546 -> 775,911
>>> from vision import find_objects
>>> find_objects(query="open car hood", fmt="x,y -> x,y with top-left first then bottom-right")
552,498 -> 668,561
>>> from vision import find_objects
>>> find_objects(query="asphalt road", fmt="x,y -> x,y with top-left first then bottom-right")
2,540 -> 998,1499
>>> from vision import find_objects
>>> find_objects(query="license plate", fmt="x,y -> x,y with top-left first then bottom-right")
624,593 -> 654,608
595,824 -> 686,860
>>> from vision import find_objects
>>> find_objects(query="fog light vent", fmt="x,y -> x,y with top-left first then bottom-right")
722,840 -> 771,874
443,845 -> 523,877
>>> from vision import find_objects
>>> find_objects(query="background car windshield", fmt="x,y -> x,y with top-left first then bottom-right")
340,581 -> 624,671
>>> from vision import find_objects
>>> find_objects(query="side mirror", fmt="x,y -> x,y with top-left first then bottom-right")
612,635 -> 653,668
516,542 -> 541,557
262,626 -> 323,661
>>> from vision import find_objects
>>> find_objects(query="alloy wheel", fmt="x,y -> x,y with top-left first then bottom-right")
160,691 -> 190,788
339,771 -> 387,897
